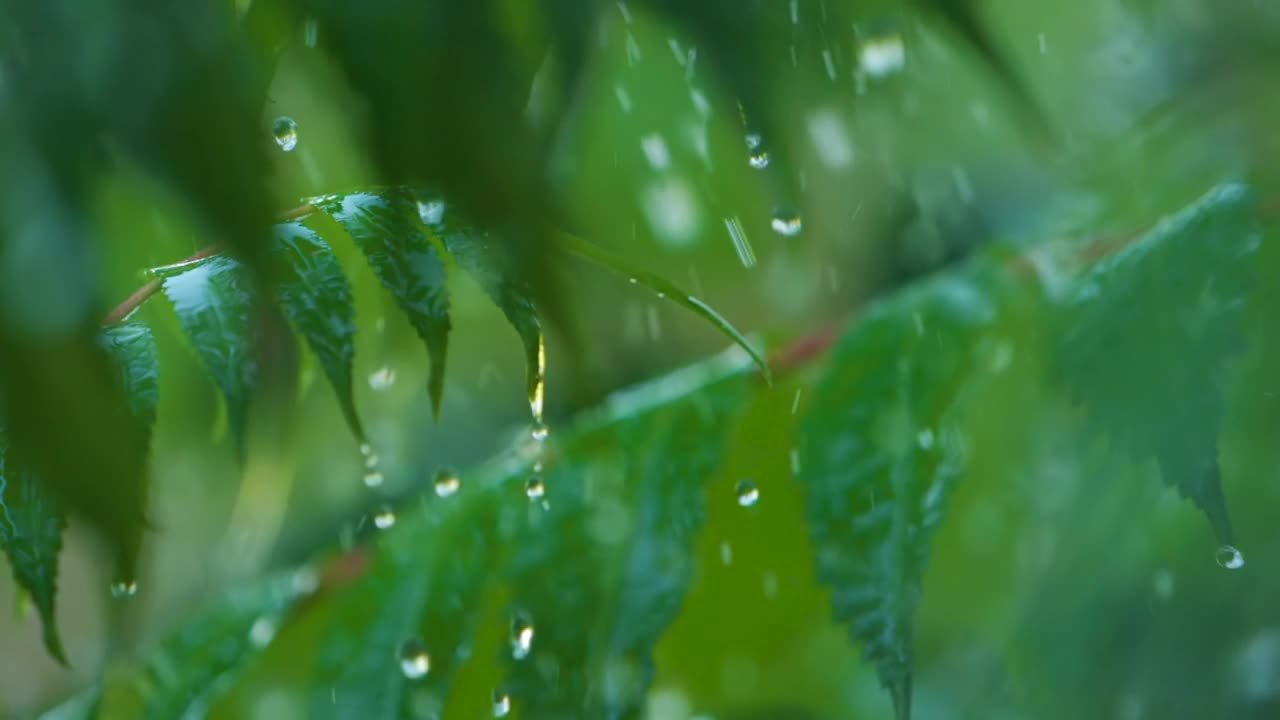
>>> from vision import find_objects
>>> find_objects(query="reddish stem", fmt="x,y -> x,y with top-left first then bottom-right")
100,204 -> 315,326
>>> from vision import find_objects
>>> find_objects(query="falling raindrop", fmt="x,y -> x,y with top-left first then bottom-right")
271,116 -> 299,152
434,468 -> 461,498
510,614 -> 535,660
368,366 -> 397,390
1217,544 -> 1245,570
859,35 -> 906,78
916,428 -> 935,450
770,209 -> 803,237
374,506 -> 397,531
110,580 -> 138,599
526,477 -> 546,501
763,571 -> 779,599
492,690 -> 512,717
640,133 -> 671,170
249,617 -> 277,647
358,440 -> 381,484
748,149 -> 770,169
735,479 -> 760,507
303,16 -> 319,48
399,639 -> 430,679
531,422 -> 550,442
724,216 -> 756,268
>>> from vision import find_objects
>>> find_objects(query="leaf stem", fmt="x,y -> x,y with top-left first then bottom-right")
552,230 -> 774,385
100,203 -> 315,326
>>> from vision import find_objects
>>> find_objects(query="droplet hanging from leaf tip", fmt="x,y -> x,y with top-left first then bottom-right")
433,468 -> 460,497
399,639 -> 430,679
531,422 -> 549,442
735,479 -> 760,507
528,334 -> 547,429
271,116 -> 299,152
1216,544 -> 1245,569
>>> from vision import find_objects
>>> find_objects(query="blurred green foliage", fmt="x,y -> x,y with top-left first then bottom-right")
1,0 -> 1280,718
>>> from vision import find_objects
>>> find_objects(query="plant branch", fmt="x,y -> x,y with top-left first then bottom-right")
101,203 -> 315,326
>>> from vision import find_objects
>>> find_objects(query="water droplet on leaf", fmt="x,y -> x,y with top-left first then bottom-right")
510,614 -> 535,660
363,470 -> 385,489
400,639 -> 430,679
526,477 -> 546,501
272,116 -> 299,151
1217,544 -> 1245,570
735,480 -> 760,507
374,507 -> 397,530
434,469 -> 461,498
748,149 -> 770,169
770,209 -> 802,237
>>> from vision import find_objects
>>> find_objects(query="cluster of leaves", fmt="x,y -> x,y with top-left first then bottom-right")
0,183 -> 763,666
24,182 -> 1271,719
4,1 -> 1273,718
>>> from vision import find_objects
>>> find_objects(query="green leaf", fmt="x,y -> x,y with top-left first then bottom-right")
207,493 -> 498,718
1054,183 -> 1260,542
313,190 -> 452,418
0,320 -> 156,664
93,572 -> 302,719
272,221 -> 364,440
97,321 -> 161,583
415,192 -> 545,427
0,431 -> 68,664
0,133 -> 152,613
501,362 -> 751,718
796,266 -> 1001,719
99,322 -> 161,428
158,255 -> 256,459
